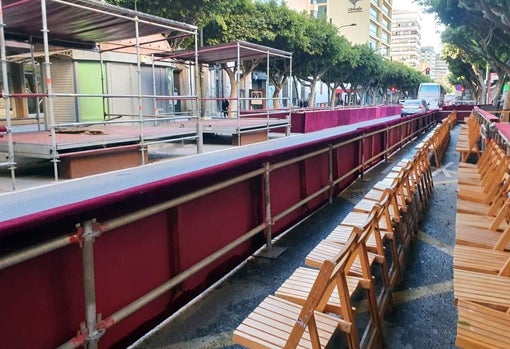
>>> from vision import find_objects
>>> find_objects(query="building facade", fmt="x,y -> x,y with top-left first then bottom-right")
285,0 -> 393,58
433,53 -> 449,85
390,9 -> 422,69
420,46 -> 436,78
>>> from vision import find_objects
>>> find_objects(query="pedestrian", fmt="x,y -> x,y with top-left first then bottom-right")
221,99 -> 229,117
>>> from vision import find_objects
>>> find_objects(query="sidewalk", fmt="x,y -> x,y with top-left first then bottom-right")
129,124 -> 460,348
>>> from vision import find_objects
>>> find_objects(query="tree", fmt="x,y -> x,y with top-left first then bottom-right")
107,0 -> 236,49
348,45 -> 386,106
254,1 -> 310,109
419,0 -> 510,105
321,44 -> 360,107
293,17 -> 351,107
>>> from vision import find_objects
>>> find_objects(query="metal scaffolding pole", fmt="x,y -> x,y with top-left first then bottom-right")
41,0 -> 60,181
236,42 -> 241,145
287,55 -> 293,136
29,36 -> 42,131
194,31 -> 203,153
0,0 -> 16,190
265,50 -> 270,139
81,220 -> 102,349
134,16 -> 146,165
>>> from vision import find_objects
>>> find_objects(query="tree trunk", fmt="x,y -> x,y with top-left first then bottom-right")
307,79 -> 318,107
329,83 -> 340,107
502,90 -> 510,122
223,65 -> 238,118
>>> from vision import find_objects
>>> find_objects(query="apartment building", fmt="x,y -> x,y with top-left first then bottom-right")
391,9 -> 422,69
285,0 -> 393,58
433,53 -> 449,84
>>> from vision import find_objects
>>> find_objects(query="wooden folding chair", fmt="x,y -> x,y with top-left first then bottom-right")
456,200 -> 510,250
458,150 -> 507,189
456,197 -> 510,233
454,245 -> 510,275
457,141 -> 503,182
305,203 -> 391,315
456,114 -> 481,162
456,299 -> 510,349
275,229 -> 383,349
454,269 -> 510,312
456,173 -> 510,216
365,163 -> 418,240
233,234 -> 358,349
457,158 -> 509,205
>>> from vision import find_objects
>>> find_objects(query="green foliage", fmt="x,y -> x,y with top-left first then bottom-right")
420,0 -> 510,101
108,0 -> 468,104
293,18 -> 351,81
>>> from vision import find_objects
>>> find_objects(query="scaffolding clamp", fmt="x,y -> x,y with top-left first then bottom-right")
77,219 -> 102,247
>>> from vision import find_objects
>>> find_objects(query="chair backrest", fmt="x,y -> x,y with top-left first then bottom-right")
284,231 -> 359,349
494,225 -> 510,251
489,197 -> 510,231
487,173 -> 510,216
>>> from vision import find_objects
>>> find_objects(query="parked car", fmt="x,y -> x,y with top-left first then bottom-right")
401,99 -> 427,117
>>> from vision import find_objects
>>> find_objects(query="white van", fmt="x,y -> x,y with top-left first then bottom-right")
417,83 -> 445,109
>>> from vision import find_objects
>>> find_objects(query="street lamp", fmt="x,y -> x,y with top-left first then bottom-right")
338,23 -> 357,29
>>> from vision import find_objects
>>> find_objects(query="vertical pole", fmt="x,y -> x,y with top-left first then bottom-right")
0,0 -> 16,190
194,31 -> 202,153
484,64 -> 490,105
264,162 -> 272,250
266,50 -> 270,139
81,220 -> 102,349
236,43 -> 241,145
29,36 -> 42,131
134,16 -> 146,165
151,54 -> 157,126
287,55 -> 293,136
328,144 -> 334,203
385,126 -> 389,160
360,133 -> 365,180
401,122 -> 404,149
99,51 -> 106,120
41,0 -> 59,181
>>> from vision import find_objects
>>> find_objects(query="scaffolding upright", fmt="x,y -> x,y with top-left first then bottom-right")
0,0 -> 199,188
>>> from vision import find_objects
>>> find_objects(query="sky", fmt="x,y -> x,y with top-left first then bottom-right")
393,0 -> 444,51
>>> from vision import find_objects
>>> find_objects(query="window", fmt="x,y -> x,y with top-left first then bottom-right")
369,23 -> 378,37
381,32 -> 388,43
317,5 -> 327,18
382,18 -> 389,30
370,7 -> 378,21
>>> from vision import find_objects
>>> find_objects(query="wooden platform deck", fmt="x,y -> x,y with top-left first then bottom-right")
0,118 -> 289,178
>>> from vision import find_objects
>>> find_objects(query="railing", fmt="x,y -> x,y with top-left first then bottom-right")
0,111 -> 438,348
